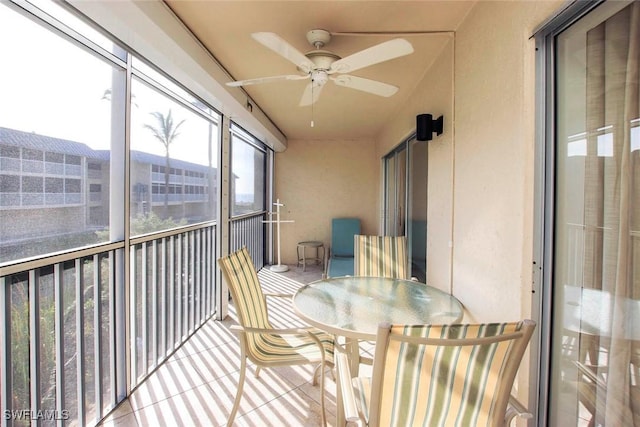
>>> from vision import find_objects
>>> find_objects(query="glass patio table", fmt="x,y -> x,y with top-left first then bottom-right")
292,276 -> 463,372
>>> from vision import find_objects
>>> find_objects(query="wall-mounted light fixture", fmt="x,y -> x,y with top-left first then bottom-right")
416,113 -> 444,141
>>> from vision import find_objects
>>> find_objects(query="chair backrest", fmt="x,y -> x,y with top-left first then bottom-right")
218,247 -> 271,332
367,320 -> 536,427
331,218 -> 361,257
353,235 -> 408,279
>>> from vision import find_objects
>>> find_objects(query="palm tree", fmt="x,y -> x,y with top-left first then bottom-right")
144,110 -> 186,216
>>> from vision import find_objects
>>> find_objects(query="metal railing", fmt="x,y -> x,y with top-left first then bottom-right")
230,211 -> 266,270
0,221 -> 218,426
129,223 -> 217,385
1,244 -> 123,426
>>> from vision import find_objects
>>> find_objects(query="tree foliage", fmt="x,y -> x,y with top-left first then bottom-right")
143,110 -> 186,153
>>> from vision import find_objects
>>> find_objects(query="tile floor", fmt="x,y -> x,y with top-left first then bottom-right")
97,263 -> 341,427
93,260 -> 596,427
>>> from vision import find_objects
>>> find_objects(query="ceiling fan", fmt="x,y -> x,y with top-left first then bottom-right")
226,29 -> 414,106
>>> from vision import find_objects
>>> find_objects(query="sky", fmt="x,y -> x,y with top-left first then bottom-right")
0,5 -> 211,164
0,1 -> 257,193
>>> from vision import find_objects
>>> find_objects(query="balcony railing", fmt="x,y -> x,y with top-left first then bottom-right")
1,244 -> 123,426
230,211 -> 266,270
0,221 -> 224,426
130,223 -> 217,385
150,194 -> 207,204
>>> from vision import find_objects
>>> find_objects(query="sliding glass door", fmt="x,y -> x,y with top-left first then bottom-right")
384,144 -> 406,237
383,136 -> 428,282
541,1 -> 640,425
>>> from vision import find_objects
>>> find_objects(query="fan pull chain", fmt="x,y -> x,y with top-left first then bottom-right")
310,83 -> 315,127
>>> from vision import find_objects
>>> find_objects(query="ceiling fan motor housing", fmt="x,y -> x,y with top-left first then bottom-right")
306,29 -> 331,48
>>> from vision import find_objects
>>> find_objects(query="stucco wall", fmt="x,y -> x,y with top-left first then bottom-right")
377,37 -> 455,296
452,0 -> 561,322
274,138 -> 378,264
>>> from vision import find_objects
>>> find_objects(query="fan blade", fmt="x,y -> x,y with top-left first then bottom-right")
227,74 -> 309,87
299,82 -> 324,106
329,38 -> 413,74
252,32 -> 315,73
331,75 -> 399,97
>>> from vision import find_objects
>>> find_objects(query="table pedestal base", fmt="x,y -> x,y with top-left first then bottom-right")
270,264 -> 289,273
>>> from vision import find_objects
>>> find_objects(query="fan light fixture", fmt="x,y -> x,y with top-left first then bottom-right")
311,70 -> 328,87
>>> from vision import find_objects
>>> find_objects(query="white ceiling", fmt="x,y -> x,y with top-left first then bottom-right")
165,1 -> 476,141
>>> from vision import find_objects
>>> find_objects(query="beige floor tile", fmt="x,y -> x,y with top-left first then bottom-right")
227,367 -> 305,413
295,370 -> 337,419
230,387 -> 330,427
96,401 -> 138,427
130,355 -> 213,409
134,382 -> 226,427
188,343 -> 244,384
234,392 -> 328,427
173,319 -> 237,360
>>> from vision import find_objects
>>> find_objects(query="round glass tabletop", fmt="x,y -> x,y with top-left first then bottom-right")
292,276 -> 463,340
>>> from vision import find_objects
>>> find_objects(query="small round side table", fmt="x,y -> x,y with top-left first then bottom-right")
296,241 -> 325,272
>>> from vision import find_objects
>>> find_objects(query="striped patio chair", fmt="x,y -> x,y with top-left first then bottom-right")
336,320 -> 536,427
218,247 -> 335,426
354,235 -> 408,279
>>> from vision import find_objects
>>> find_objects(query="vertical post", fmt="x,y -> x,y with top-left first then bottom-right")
216,116 -> 231,320
168,236 -> 175,352
276,200 -> 282,266
55,265 -> 65,427
30,270 -> 41,427
93,254 -> 103,423
129,246 -> 137,383
75,260 -> 86,426
1,277 -> 11,427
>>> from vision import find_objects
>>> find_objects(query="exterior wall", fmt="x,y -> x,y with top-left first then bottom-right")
0,206 -> 86,240
274,138 -> 378,264
0,131 -> 217,261
449,2 -> 562,414
131,160 -> 151,217
87,161 -> 109,226
376,37 -> 455,296
453,0 -> 560,323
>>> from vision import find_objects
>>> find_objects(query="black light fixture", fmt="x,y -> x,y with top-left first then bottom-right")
416,114 -> 444,141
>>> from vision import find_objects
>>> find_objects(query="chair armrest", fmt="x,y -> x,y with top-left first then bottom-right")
230,324 -> 244,333
237,325 -> 322,336
358,353 -> 374,366
335,351 -> 360,422
263,292 -> 294,299
230,325 -> 329,360
505,395 -> 533,425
